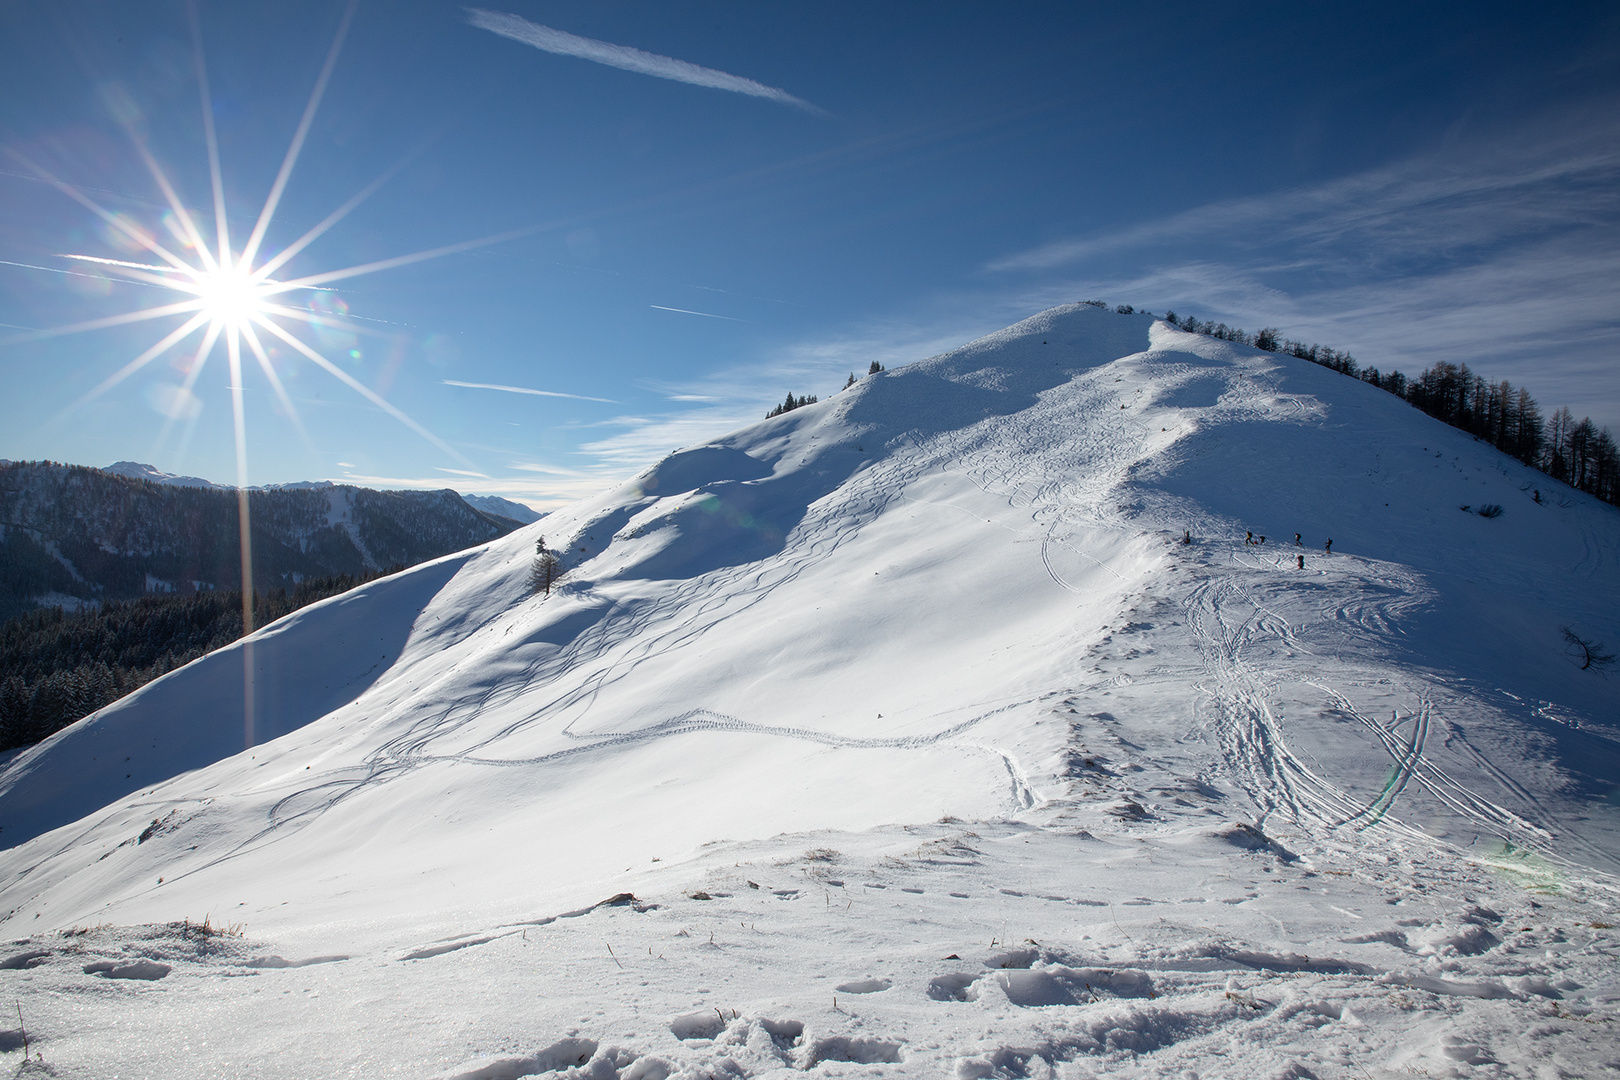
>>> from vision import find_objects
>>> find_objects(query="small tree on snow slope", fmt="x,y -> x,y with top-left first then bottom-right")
529,538 -> 562,596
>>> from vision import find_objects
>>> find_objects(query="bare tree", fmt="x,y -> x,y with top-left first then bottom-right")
1563,627 -> 1616,672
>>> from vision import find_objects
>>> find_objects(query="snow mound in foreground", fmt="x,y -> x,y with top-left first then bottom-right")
0,304 -> 1616,1079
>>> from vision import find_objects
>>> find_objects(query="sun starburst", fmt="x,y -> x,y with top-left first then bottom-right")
0,1 -> 540,747
191,265 -> 272,329
5,1 -> 505,473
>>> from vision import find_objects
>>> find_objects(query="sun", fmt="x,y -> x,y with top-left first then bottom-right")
189,264 -> 271,330
0,0 -> 538,681
1,0 -> 543,478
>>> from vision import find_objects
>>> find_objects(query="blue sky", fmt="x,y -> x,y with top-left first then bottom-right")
2,1 -> 1616,507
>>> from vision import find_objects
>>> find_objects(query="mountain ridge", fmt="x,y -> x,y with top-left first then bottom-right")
5,301 -> 1614,876
0,304 -> 1615,1078
102,462 -> 544,524
0,460 -> 527,623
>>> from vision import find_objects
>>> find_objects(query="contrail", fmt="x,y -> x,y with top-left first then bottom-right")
650,304 -> 744,321
465,8 -> 824,115
443,379 -> 617,403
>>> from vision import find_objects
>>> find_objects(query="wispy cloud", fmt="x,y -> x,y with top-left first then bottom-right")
465,9 -> 824,115
443,379 -> 617,404
508,461 -> 590,476
650,304 -> 745,321
337,468 -> 609,509
988,122 -> 1620,275
577,318 -> 980,473
983,109 -> 1620,428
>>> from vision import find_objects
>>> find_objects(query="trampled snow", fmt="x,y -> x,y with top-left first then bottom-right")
1,305 -> 1616,1078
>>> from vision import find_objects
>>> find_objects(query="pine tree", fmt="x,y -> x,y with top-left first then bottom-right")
0,676 -> 27,749
529,538 -> 561,596
765,392 -> 819,418
1570,418 -> 1598,491
1545,407 -> 1574,481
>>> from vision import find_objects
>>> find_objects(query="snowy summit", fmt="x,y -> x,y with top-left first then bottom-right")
0,305 -> 1616,1078
104,460 -> 221,490
460,492 -> 544,524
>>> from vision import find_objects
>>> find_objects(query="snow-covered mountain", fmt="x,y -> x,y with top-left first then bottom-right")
0,305 -> 1615,1079
104,460 -> 222,489
106,461 -> 540,521
0,462 -> 525,621
105,461 -> 345,492
460,491 -> 543,523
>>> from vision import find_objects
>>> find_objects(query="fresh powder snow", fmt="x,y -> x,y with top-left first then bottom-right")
0,305 -> 1615,1079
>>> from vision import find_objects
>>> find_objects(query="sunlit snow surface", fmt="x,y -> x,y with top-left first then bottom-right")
0,306 -> 1617,1078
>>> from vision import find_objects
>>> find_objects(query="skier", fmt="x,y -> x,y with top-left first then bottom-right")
1180,530 -> 1191,545
1294,532 -> 1301,546
1245,531 -> 1254,545
1296,554 -> 1304,570
1324,538 -> 1333,554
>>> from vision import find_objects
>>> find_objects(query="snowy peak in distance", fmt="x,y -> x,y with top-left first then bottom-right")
1,304 -> 1617,1078
261,478 -> 336,491
0,461 -> 524,620
459,492 -> 541,523
103,463 -> 539,523
105,460 -> 220,489
105,461 -> 336,492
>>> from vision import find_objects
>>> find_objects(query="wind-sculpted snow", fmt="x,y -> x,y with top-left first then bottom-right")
0,304 -> 1615,1078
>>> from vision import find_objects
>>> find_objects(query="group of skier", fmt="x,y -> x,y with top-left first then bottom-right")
1179,528 -> 1335,570
1239,529 -> 1332,569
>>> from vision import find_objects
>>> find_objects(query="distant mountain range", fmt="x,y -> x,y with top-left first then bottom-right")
103,461 -> 224,490
0,460 -> 536,623
102,460 -> 543,523
457,492 -> 542,524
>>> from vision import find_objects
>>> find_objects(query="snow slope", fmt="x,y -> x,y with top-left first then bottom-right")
0,305 -> 1616,1079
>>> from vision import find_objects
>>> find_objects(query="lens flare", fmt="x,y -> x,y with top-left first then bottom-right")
0,0 -> 540,747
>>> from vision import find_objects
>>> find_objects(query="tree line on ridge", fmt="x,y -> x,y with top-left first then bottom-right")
1093,301 -> 1619,507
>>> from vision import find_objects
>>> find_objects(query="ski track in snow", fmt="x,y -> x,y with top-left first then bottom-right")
1180,565 -> 1569,866
1,306 -> 1617,1079
243,371 -> 1128,854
